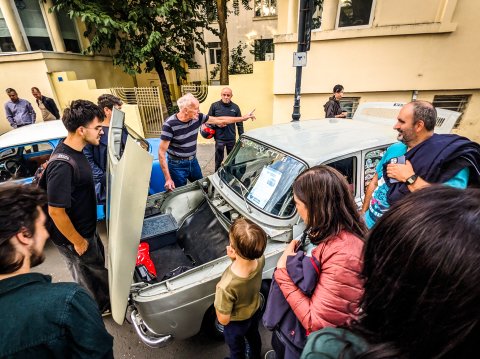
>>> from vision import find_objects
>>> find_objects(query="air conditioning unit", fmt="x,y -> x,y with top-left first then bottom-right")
264,53 -> 274,61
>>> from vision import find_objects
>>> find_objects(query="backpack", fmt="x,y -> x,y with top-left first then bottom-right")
32,152 -> 80,189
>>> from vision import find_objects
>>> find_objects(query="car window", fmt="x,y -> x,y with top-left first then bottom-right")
220,138 -> 307,218
24,143 -> 53,153
326,156 -> 357,195
0,147 -> 17,160
364,147 -> 387,189
0,142 -> 54,183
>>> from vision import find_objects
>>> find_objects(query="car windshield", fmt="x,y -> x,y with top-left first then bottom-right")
219,137 -> 307,218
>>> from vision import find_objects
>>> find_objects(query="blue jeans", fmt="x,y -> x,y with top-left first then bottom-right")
168,157 -> 203,188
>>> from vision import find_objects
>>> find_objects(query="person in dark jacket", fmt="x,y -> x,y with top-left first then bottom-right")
300,186 -> 480,359
323,84 -> 347,118
32,87 -> 60,120
208,87 -> 245,171
361,100 -> 480,228
84,94 -> 126,204
0,184 -> 113,358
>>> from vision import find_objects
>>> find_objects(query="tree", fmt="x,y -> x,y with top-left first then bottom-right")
52,0 -> 214,114
228,41 -> 253,74
209,40 -> 252,79
204,0 -> 251,85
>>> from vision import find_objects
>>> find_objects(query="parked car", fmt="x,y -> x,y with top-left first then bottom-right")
106,104 -> 460,348
0,120 -> 164,195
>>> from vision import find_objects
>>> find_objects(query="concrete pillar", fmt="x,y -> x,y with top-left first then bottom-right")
0,0 -> 28,51
286,0 -> 298,34
42,0 -> 65,52
320,0 -> 339,31
75,18 -> 91,53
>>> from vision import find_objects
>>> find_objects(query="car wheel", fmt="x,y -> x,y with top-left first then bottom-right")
201,305 -> 225,341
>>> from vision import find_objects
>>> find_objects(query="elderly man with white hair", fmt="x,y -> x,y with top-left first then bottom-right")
159,93 -> 255,191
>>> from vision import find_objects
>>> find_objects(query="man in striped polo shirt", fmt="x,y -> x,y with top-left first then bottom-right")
159,93 -> 254,191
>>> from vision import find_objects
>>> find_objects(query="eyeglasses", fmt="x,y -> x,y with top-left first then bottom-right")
83,126 -> 103,132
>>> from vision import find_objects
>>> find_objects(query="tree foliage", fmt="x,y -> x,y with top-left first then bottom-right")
229,41 -> 253,75
210,40 -> 252,79
203,0 -> 252,85
52,0 -> 215,113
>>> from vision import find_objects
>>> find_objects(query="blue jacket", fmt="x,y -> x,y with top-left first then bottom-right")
386,134 -> 480,204
263,250 -> 320,355
0,273 -> 113,358
84,126 -> 128,203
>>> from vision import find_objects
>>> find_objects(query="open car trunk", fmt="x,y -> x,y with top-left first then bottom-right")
139,200 -> 229,282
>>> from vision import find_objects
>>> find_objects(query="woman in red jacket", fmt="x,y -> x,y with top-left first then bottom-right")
268,165 -> 367,359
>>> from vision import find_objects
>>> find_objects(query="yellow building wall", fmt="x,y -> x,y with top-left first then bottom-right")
0,53 -> 134,134
274,0 -> 479,93
272,0 -> 480,142
272,91 -> 410,125
197,61 -> 275,144
50,72 -> 144,137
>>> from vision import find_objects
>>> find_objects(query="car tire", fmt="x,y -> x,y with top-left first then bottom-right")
201,305 -> 225,341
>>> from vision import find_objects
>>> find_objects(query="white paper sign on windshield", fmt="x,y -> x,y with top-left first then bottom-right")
247,166 -> 282,208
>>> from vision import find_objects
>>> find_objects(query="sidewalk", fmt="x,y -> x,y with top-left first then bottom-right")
196,143 -> 216,176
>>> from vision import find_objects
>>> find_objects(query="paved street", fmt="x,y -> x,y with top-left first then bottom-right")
36,143 -> 274,358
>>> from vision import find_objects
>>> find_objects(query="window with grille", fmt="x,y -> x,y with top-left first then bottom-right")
253,39 -> 274,61
311,0 -> 324,30
337,0 -> 375,28
340,97 -> 360,119
208,42 -> 221,65
432,95 -> 471,128
254,0 -> 277,17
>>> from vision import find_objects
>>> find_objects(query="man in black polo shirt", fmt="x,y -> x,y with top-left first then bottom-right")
44,99 -> 110,314
159,93 -> 255,191
208,87 -> 244,171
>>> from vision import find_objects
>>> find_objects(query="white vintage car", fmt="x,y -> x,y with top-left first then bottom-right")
106,103 -> 459,347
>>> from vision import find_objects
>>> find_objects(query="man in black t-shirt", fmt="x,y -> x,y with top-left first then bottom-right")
208,87 -> 244,171
44,100 -> 110,313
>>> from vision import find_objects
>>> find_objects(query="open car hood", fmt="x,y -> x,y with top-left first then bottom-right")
107,109 -> 153,324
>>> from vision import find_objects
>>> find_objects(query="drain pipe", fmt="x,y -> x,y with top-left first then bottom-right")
291,0 -> 314,122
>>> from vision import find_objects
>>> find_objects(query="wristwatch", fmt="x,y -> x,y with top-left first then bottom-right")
405,174 -> 418,185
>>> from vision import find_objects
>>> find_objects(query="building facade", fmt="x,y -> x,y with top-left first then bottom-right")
190,1 -> 278,84
273,0 -> 480,141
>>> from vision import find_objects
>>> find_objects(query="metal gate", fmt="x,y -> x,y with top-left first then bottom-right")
111,87 -> 166,138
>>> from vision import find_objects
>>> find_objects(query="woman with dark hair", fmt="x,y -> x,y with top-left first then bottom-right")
265,165 -> 367,358
300,186 -> 480,359
324,84 -> 347,118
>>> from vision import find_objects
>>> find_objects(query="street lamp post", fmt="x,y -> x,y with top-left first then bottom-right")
292,0 -> 314,122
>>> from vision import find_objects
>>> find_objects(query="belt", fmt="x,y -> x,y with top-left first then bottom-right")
168,153 -> 195,161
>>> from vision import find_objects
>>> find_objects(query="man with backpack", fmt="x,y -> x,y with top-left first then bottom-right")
41,99 -> 110,314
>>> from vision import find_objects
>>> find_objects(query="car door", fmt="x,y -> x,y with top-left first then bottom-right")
361,145 -> 391,200
107,108 -> 153,324
324,152 -> 361,207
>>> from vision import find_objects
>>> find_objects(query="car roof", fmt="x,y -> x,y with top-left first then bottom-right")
0,120 -> 67,148
244,119 -> 397,166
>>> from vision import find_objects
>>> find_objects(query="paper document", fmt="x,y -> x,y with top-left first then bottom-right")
247,167 -> 282,208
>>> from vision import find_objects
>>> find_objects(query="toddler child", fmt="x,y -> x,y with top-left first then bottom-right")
214,218 -> 267,359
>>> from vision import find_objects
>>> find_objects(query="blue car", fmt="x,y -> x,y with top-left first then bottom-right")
0,120 -> 164,218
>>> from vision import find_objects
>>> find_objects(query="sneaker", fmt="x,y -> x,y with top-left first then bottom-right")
264,350 -> 276,359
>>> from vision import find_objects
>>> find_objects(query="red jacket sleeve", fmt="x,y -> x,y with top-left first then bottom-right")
274,231 -> 364,332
